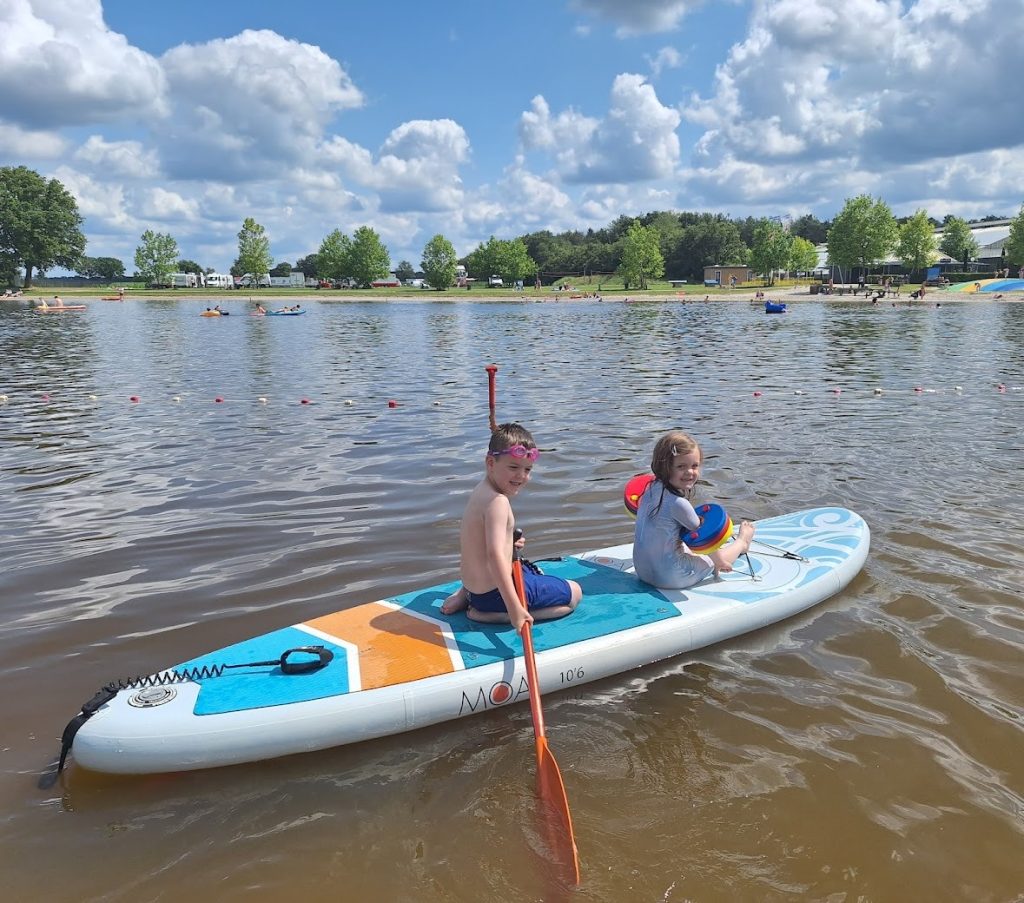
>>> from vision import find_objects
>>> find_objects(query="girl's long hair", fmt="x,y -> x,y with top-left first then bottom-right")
645,431 -> 702,517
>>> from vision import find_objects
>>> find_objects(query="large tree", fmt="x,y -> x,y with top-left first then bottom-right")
394,260 -> 416,282
294,254 -> 320,278
75,255 -> 126,280
617,220 -> 664,289
0,166 -> 86,287
897,209 -> 938,277
672,214 -> 748,282
789,236 -> 819,276
420,234 -> 458,290
1005,204 -> 1024,269
134,230 -> 178,286
176,259 -> 205,276
750,219 -> 794,285
939,217 -> 979,271
236,217 -> 272,278
317,230 -> 352,282
349,226 -> 390,287
826,195 -> 898,279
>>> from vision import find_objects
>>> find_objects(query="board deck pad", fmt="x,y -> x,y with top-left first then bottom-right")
178,507 -> 864,717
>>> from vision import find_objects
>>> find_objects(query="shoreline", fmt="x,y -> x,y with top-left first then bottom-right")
5,286 -> 1019,304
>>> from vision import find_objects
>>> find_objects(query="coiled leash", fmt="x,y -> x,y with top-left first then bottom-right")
38,646 -> 332,789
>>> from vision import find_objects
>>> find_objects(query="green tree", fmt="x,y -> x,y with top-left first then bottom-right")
236,217 -> 272,278
897,209 -> 938,277
1005,204 -> 1024,268
673,213 -> 748,282
617,220 -> 664,289
790,213 -> 829,244
939,217 -> 979,271
75,255 -> 126,280
318,230 -> 352,282
270,261 -> 293,277
0,166 -> 86,287
788,236 -> 819,276
394,260 -> 416,282
349,226 -> 390,287
826,195 -> 898,280
176,259 -> 205,275
294,254 -> 320,278
421,234 -> 458,290
0,251 -> 18,287
503,238 -> 536,285
134,230 -> 178,286
750,219 -> 794,285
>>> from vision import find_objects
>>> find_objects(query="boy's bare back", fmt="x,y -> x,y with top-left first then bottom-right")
458,477 -> 514,593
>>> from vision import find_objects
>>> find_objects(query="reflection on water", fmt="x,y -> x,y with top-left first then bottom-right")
1,297 -> 1022,901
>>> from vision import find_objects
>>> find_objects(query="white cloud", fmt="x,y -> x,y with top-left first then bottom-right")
521,74 -> 680,183
0,121 -> 68,158
74,136 -> 159,179
571,0 -> 705,35
647,46 -> 683,77
156,29 -> 364,180
0,0 -> 166,127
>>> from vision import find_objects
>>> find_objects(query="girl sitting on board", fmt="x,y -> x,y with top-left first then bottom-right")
633,430 -> 754,589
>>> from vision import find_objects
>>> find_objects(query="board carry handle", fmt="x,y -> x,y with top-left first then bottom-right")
38,646 -> 334,788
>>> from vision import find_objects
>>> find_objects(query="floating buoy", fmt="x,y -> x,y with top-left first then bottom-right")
257,396 -> 268,404
753,390 -> 763,397
954,386 -> 963,393
0,394 -> 8,402
623,473 -> 655,517
914,386 -> 923,393
88,394 -> 98,401
129,395 -> 140,403
681,503 -> 734,553
344,399 -> 354,406
300,398 -> 311,405
387,399 -> 398,408
873,388 -> 883,395
794,390 -> 804,395
214,396 -> 224,403
831,388 -> 842,395
172,395 -> 181,403
41,393 -> 50,401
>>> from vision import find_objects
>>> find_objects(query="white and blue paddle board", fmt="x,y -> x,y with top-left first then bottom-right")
69,507 -> 869,774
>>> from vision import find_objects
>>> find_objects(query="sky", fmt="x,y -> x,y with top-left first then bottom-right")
1,0 -> 1022,274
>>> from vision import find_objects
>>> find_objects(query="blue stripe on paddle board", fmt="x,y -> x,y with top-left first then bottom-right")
395,557 -> 678,668
180,626 -> 350,716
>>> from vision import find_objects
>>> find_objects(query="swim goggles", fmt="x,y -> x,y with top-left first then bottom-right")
488,444 -> 540,461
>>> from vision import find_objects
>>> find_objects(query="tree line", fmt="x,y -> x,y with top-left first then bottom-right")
4,165 -> 1024,291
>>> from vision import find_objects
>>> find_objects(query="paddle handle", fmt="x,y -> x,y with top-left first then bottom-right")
512,558 -> 545,741
485,364 -> 498,431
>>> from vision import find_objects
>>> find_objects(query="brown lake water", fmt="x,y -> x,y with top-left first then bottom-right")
1,296 -> 1022,902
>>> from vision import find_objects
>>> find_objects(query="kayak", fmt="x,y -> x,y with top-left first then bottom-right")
37,305 -> 87,312
266,309 -> 306,316
64,506 -> 868,775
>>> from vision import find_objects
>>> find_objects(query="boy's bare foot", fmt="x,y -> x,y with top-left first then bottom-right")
440,587 -> 469,614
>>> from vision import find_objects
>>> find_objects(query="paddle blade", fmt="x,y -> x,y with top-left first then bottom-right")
536,737 -> 580,885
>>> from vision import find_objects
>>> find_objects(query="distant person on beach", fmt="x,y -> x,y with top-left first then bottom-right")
631,430 -> 754,590
440,422 -> 582,628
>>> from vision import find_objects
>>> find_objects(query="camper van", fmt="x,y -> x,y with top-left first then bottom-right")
269,271 -> 306,288
170,272 -> 199,289
205,273 -> 233,289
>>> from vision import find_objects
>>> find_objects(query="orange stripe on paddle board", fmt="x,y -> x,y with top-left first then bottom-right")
305,603 -> 454,690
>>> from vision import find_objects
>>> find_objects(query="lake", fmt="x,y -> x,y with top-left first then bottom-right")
1,295 -> 1022,901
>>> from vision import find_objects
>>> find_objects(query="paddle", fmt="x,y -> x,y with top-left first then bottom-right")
485,363 -> 498,431
512,554 -> 580,885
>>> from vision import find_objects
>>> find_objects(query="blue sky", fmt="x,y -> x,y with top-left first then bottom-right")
1,0 -> 1021,274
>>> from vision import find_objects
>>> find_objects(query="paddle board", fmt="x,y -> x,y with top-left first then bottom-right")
265,309 -> 306,316
67,506 -> 868,775
37,305 -> 87,312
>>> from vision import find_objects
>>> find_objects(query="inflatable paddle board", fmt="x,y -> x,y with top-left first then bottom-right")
37,305 -> 87,312
265,309 -> 305,316
64,507 -> 868,775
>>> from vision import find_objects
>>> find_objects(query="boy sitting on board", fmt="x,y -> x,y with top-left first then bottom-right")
440,422 -> 582,631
